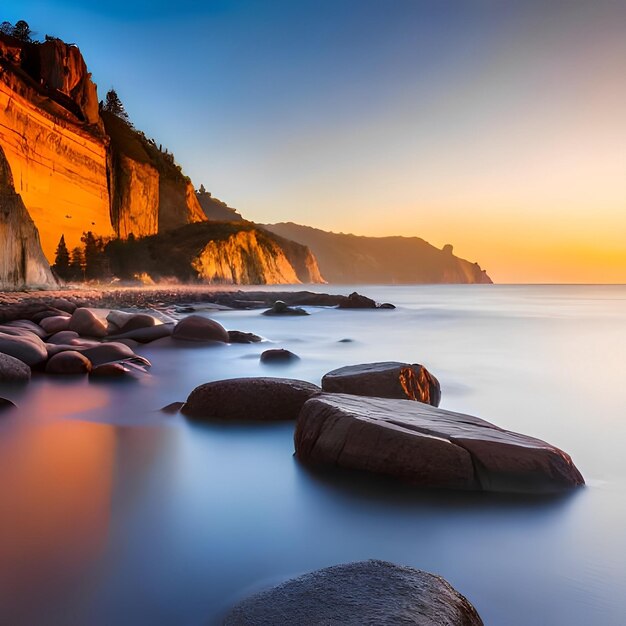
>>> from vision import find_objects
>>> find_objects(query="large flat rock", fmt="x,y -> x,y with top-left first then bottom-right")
223,560 -> 483,626
295,394 -> 584,493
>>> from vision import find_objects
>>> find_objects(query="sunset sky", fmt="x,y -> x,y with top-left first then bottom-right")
5,0 -> 626,283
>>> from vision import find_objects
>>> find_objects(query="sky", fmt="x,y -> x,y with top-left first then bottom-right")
4,0 -> 626,283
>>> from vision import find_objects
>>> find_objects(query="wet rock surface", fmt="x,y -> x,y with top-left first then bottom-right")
172,315 -> 229,343
182,377 -> 321,421
322,361 -> 441,406
223,560 -> 483,626
295,394 -> 585,493
0,352 -> 31,383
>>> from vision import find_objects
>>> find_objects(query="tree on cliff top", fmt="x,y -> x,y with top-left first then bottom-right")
11,20 -> 33,42
102,88 -> 131,125
53,235 -> 70,280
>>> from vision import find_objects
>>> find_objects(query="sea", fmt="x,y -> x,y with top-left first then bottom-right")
0,284 -> 625,625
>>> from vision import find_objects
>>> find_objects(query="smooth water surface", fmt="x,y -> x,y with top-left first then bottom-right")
1,285 -> 625,625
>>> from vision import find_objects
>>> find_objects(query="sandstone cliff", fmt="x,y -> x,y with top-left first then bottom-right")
103,111 -> 206,238
0,33 -> 112,261
0,31 -> 207,265
0,144 -> 56,289
106,222 -> 324,284
265,223 -> 492,284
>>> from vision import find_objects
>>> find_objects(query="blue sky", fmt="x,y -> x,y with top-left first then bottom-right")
3,1 -> 625,282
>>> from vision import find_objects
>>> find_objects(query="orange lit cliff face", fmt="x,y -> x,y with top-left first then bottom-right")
0,35 -> 113,261
0,33 -> 206,264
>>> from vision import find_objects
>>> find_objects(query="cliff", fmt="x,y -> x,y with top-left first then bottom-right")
0,33 -> 113,261
264,223 -> 492,284
103,111 -> 206,238
0,144 -> 56,289
0,31 -> 207,265
106,222 -> 324,284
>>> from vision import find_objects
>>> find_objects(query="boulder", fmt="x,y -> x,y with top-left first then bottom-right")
45,351 -> 92,375
0,332 -> 48,367
3,319 -> 48,339
337,292 -> 378,309
260,349 -> 300,364
223,560 -> 483,626
0,352 -> 31,383
228,330 -> 263,344
182,377 -> 321,421
160,401 -> 185,414
295,394 -> 585,493
39,315 -> 71,334
47,330 -> 80,345
107,310 -> 159,333
322,361 -> 441,406
30,308 -> 71,323
105,323 -> 174,343
90,363 -> 129,378
172,315 -> 229,343
262,300 -> 309,316
68,308 -> 107,338
81,342 -> 143,367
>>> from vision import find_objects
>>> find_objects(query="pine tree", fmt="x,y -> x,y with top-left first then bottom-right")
81,231 -> 106,280
11,20 -> 33,42
68,247 -> 85,281
53,235 -> 70,280
102,88 -> 130,124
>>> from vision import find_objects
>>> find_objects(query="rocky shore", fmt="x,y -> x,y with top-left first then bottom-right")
0,285 -> 393,324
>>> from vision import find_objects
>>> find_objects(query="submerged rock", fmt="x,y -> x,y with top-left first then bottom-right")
337,291 -> 378,309
260,349 -> 300,364
223,560 -> 483,626
182,377 -> 320,421
0,352 -> 31,383
172,315 -> 229,343
322,361 -> 441,406
295,394 -> 584,493
228,330 -> 263,344
262,300 -> 309,316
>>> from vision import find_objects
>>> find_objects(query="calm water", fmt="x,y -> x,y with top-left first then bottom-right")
1,285 -> 625,625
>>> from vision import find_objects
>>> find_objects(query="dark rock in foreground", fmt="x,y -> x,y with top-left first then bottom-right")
45,351 -> 92,375
322,361 -> 441,406
223,560 -> 483,626
0,352 -> 31,383
182,377 -> 320,421
295,394 -> 584,493
172,315 -> 229,343
262,300 -> 309,316
260,349 -> 300,364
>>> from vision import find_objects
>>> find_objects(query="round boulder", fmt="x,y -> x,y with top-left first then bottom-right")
47,331 -> 80,345
322,361 -> 441,406
0,332 -> 48,367
223,560 -> 483,626
45,351 -> 92,376
68,308 -> 107,338
39,315 -> 71,334
80,342 -> 138,367
0,352 -> 31,383
260,349 -> 300,364
182,377 -> 320,421
172,315 -> 229,343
